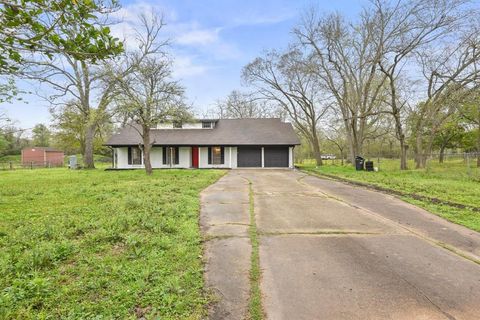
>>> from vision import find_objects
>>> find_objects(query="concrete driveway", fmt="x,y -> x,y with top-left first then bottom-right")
201,170 -> 480,320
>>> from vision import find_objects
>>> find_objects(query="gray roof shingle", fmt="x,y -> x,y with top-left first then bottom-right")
105,118 -> 300,146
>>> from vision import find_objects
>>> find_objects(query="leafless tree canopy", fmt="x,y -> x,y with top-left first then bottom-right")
205,90 -> 282,119
241,0 -> 480,168
243,48 -> 330,165
107,14 -> 190,175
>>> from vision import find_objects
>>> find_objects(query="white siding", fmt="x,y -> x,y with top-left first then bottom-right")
289,146 -> 294,168
114,145 -> 302,170
116,147 -> 129,168
151,147 -> 162,167
199,146 -> 237,168
155,123 -> 213,129
182,123 -> 202,129
177,147 -> 191,168
261,147 -> 265,168
230,147 -> 237,168
154,147 -> 190,168
114,146 -> 191,169
156,123 -> 174,129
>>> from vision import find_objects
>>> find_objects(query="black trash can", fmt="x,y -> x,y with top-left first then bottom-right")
365,161 -> 374,172
355,156 -> 365,171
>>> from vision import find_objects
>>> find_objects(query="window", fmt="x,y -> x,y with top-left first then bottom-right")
173,121 -> 182,128
128,146 -> 142,165
208,146 -> 224,165
202,121 -> 212,128
162,147 -> 179,165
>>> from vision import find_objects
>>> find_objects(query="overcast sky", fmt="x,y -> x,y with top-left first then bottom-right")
1,0 -> 363,130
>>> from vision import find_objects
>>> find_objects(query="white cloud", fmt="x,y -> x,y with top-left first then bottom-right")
230,10 -> 295,27
176,28 -> 220,46
107,1 -> 244,82
109,2 -> 239,59
172,55 -> 209,78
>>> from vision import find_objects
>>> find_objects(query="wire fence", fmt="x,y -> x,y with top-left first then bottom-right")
0,161 -> 65,170
0,155 -> 113,171
298,152 -> 480,175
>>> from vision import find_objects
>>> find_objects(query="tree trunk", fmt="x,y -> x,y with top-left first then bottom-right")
84,124 -> 96,169
311,137 -> 323,166
414,133 -> 424,169
343,118 -> 355,164
399,139 -> 408,170
439,146 -> 446,163
346,135 -> 362,166
142,126 -> 153,175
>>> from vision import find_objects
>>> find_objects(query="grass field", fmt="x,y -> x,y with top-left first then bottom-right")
299,159 -> 480,232
0,168 -> 225,319
0,154 -> 112,169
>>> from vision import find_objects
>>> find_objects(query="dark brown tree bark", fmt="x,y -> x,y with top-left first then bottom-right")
439,146 -> 446,163
311,134 -> 323,166
400,141 -> 408,170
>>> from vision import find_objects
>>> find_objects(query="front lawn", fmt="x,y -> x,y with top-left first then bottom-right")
299,159 -> 480,232
0,168 -> 225,319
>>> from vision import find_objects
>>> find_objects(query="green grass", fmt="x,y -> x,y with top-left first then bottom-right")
0,168 -> 225,319
299,159 -> 480,232
247,181 -> 263,320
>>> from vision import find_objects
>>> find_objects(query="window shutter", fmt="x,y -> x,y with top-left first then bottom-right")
208,147 -> 212,164
162,147 -> 167,164
175,147 -> 179,164
128,147 -> 132,165
220,147 -> 225,164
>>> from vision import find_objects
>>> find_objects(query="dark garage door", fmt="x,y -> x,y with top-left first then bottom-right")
264,147 -> 289,167
237,146 -> 262,167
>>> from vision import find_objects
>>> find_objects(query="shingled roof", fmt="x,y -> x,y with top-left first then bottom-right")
105,118 -> 300,146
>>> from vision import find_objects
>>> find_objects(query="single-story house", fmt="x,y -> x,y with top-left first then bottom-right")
105,118 -> 300,169
21,147 -> 64,167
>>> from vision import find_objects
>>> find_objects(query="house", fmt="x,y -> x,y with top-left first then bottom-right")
105,118 -> 300,169
21,147 -> 64,167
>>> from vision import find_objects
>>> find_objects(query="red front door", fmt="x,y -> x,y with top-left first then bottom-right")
192,147 -> 199,168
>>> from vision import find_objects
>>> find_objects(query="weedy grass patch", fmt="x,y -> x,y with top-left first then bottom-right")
299,159 -> 480,232
0,168 -> 225,319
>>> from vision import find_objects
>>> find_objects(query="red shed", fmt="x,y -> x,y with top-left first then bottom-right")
21,147 -> 64,167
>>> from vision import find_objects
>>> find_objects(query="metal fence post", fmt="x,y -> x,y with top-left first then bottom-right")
30,162 -> 33,169
9,162 -> 12,170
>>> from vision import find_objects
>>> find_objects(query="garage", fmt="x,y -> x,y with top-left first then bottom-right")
237,146 -> 262,167
264,146 -> 289,167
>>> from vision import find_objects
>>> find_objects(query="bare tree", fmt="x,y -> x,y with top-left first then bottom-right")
457,88 -> 480,167
295,9 -> 389,164
372,0 -> 470,169
412,27 -> 480,168
0,110 -> 11,130
110,54 -> 188,175
209,90 -> 281,119
243,49 -> 329,165
324,126 -> 348,165
19,12 -> 162,168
